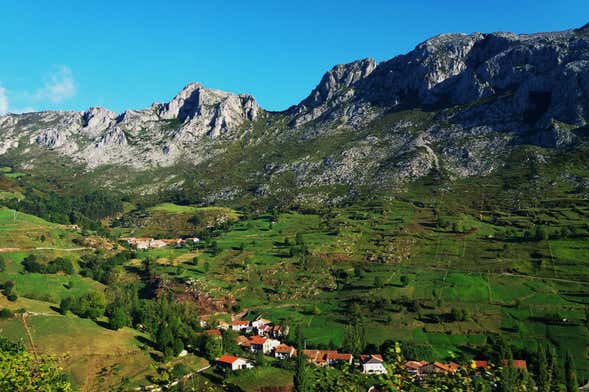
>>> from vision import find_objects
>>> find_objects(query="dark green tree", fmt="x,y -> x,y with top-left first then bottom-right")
537,345 -> 551,392
374,276 -> 384,288
564,351 -> 578,392
109,305 -> 129,330
294,326 -> 312,392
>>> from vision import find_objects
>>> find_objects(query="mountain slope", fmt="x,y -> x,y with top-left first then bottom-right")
1,24 -> 588,203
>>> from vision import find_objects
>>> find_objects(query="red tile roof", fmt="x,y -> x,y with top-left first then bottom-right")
502,359 -> 527,370
249,335 -> 268,345
404,360 -> 428,370
205,329 -> 222,337
232,320 -> 249,326
217,354 -> 239,364
274,344 -> 294,353
473,360 -> 489,369
360,354 -> 383,363
433,361 -> 459,373
328,352 -> 353,361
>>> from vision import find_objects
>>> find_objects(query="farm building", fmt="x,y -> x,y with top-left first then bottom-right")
216,354 -> 253,371
360,354 -> 387,374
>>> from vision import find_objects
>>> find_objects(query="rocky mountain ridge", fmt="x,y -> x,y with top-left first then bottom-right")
1,24 -> 588,201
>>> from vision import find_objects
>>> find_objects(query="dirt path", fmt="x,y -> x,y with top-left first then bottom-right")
19,313 -> 39,360
34,247 -> 90,251
0,246 -> 90,253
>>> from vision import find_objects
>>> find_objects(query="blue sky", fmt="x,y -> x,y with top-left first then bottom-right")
0,1 -> 587,114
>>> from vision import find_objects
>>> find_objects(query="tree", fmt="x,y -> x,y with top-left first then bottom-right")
83,291 -> 107,319
400,275 -> 409,287
342,304 -> 366,356
202,333 -> 222,361
293,326 -> 312,392
374,276 -> 384,289
109,305 -> 129,330
210,241 -> 220,256
0,340 -> 72,392
535,225 -> 549,241
59,297 -> 74,315
142,257 -> 155,277
547,344 -> 563,391
537,345 -> 551,392
21,255 -> 44,273
0,256 -> 5,272
221,329 -> 239,354
564,351 -> 578,392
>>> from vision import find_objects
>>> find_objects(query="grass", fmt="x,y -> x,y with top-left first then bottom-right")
225,366 -> 293,392
0,314 -> 157,391
130,191 -> 589,379
0,207 -> 81,249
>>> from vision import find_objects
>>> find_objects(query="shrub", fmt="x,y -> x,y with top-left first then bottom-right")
0,308 -> 14,318
22,255 -> 44,273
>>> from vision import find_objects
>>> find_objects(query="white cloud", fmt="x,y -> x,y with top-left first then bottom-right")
0,85 -> 8,114
34,66 -> 77,103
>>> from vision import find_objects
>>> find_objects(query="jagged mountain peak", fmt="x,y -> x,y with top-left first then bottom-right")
158,81 -> 260,124
1,24 -> 588,199
300,58 -> 376,109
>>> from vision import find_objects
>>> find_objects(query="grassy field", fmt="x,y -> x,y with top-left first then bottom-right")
112,203 -> 240,238
0,312 -> 210,391
2,151 -> 589,389
225,366 -> 294,392
0,207 -> 81,249
128,191 -> 589,379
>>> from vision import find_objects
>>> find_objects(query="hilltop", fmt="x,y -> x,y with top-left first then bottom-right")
0,24 -> 588,205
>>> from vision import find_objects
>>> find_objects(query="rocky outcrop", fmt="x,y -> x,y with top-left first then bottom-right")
289,26 -> 589,131
0,24 -> 588,200
0,84 -> 260,168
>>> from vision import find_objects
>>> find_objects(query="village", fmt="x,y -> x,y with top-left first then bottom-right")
198,314 -> 529,386
121,236 -> 200,250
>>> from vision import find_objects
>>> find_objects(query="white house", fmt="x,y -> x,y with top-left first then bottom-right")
248,336 -> 281,354
231,320 -> 250,332
274,344 -> 296,359
216,354 -> 253,371
360,354 -> 387,375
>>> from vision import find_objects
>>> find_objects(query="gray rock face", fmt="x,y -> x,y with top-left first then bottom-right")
0,84 -> 260,168
289,26 -> 589,131
0,24 -> 588,200
288,58 -> 377,127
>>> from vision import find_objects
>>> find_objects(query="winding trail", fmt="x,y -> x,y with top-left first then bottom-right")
19,313 -> 38,360
0,247 -> 90,253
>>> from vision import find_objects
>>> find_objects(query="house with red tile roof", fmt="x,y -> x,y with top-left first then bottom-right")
302,350 -> 353,366
234,335 -> 250,346
502,359 -> 527,370
269,324 -> 284,338
248,336 -> 280,354
421,361 -> 460,375
274,344 -> 296,359
360,354 -> 387,374
327,352 -> 353,366
216,354 -> 253,371
205,329 -> 222,338
403,360 -> 429,375
231,320 -> 250,332
472,360 -> 490,370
